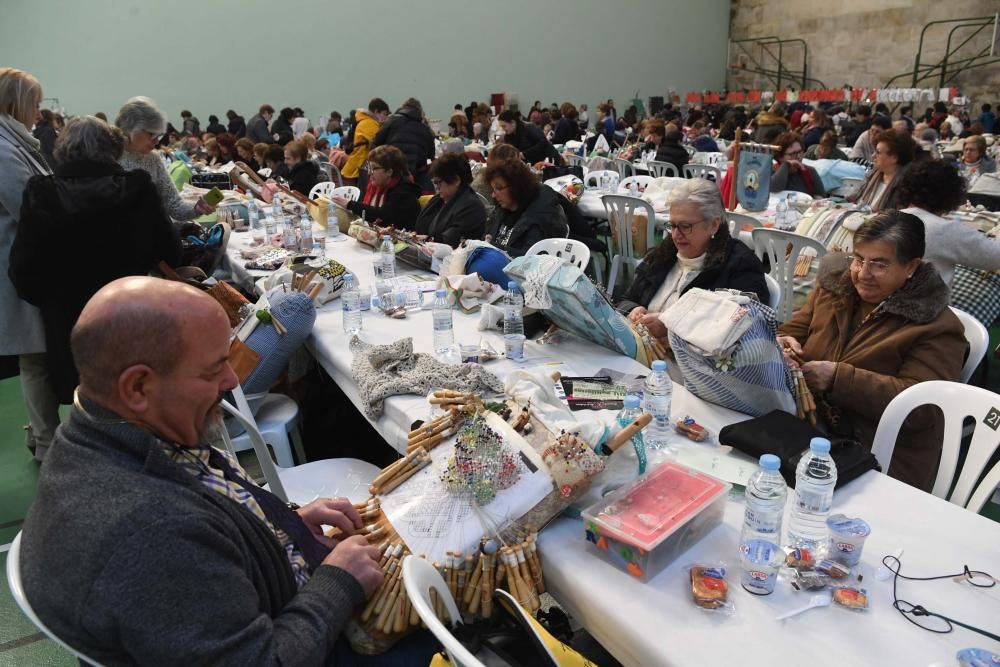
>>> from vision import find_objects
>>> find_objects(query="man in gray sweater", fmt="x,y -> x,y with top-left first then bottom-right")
19,277 -> 393,665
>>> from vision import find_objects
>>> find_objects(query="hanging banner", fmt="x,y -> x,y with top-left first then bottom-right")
737,145 -> 771,212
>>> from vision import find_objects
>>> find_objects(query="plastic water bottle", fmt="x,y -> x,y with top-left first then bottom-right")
282,214 -> 297,250
503,282 -> 524,337
248,201 -> 264,243
327,208 -> 342,241
628,180 -> 638,198
786,438 -> 838,553
341,273 -> 362,335
263,215 -> 278,246
271,193 -> 282,221
775,196 -> 789,230
299,213 -> 314,254
376,235 -> 395,281
739,454 -> 788,551
643,360 -> 672,450
432,289 -> 454,354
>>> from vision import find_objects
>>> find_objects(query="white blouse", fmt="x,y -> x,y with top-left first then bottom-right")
648,253 -> 706,313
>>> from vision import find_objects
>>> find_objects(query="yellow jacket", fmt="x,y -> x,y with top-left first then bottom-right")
342,110 -> 381,179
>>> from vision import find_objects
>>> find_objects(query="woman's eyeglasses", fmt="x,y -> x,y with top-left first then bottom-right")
850,255 -> 892,276
665,220 -> 706,235
491,184 -> 510,193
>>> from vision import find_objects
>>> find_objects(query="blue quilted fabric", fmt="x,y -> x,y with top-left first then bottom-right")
668,298 -> 796,417
243,289 -> 316,394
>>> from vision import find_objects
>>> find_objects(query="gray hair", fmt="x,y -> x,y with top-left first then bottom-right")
919,127 -> 938,142
114,96 -> 167,140
668,178 -> 725,223
54,116 -> 125,164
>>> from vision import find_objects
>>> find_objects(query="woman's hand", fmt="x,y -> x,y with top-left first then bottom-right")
801,360 -> 836,394
195,198 -> 216,215
777,335 -> 804,366
628,306 -> 648,324
639,312 -> 668,339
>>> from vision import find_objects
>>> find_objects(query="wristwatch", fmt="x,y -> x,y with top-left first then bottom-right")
287,502 -> 301,511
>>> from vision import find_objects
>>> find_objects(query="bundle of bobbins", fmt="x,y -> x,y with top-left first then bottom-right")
369,448 -> 433,495
288,269 -> 325,301
407,390 -> 484,454
790,367 -> 818,425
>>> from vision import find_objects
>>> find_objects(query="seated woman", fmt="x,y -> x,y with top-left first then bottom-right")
852,129 -> 914,212
958,135 -> 997,185
263,144 -> 287,180
777,211 -> 966,491
252,142 -> 269,173
770,132 -> 826,197
283,140 -> 319,196
9,116 -> 181,405
804,130 -> 848,160
331,145 -> 420,229
654,126 -> 689,172
471,143 -> 519,199
899,159 -> 1000,286
414,152 -> 487,247
617,179 -> 768,341
235,137 -> 259,171
498,110 -> 562,166
483,157 -> 568,257
551,103 -> 580,145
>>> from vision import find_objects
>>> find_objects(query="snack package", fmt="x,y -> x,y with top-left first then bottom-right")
816,559 -> 851,580
785,548 -> 814,569
793,568 -> 832,591
687,563 -> 735,615
831,586 -> 869,611
674,416 -> 709,442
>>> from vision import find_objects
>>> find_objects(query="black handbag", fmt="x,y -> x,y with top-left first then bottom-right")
718,410 -> 880,488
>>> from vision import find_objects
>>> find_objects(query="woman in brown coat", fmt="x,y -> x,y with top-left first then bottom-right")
777,211 -> 967,492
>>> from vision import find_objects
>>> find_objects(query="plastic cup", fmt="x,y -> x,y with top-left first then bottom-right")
739,539 -> 782,595
504,334 -> 526,361
460,344 -> 480,363
826,515 -> 871,567
405,284 -> 421,310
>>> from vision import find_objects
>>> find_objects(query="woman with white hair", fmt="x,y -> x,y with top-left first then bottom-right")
0,67 -> 60,461
10,116 -> 181,408
617,178 -> 768,341
116,96 -> 215,220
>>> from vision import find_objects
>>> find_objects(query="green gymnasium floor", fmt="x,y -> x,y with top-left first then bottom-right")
2,345 -> 1000,664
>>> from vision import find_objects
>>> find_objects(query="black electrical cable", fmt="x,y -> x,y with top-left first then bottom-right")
882,554 -> 1000,642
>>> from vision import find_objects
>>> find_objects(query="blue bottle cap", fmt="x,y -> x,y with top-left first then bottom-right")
508,281 -> 518,290
383,235 -> 391,241
651,360 -> 667,371
343,272 -> 354,283
759,454 -> 781,471
435,288 -> 447,298
809,437 -> 831,455
623,395 -> 640,408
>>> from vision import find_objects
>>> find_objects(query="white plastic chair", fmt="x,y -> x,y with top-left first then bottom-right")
584,170 -> 619,190
602,194 -> 657,296
682,163 -> 723,181
619,175 -> 655,192
611,158 -> 635,179
310,183 -> 359,202
402,556 -> 485,667
950,306 -> 988,384
763,273 -> 781,310
751,228 -> 827,322
229,392 -> 305,468
726,211 -> 763,242
526,238 -> 591,271
646,160 -> 679,178
565,154 -> 588,168
871,381 -> 1000,508
966,460 -> 1000,514
320,162 -> 343,186
6,532 -> 104,666
220,393 -> 379,506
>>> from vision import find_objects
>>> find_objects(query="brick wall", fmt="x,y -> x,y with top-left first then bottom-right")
728,0 -> 1000,111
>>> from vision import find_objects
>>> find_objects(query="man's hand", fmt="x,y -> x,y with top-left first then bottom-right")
801,360 -> 837,394
639,312 -> 668,339
777,335 -> 804,366
322,535 -> 383,596
297,498 -> 362,548
628,306 -> 648,324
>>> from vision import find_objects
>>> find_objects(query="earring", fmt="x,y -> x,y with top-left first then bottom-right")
907,274 -> 913,279
711,233 -> 716,239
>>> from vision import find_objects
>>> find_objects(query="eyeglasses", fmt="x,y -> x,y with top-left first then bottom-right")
665,220 -> 706,235
368,165 -> 386,173
850,255 -> 892,276
491,184 -> 510,194
783,149 -> 803,158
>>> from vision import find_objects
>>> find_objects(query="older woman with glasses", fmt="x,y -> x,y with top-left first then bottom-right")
482,157 -> 567,257
9,116 -> 181,410
330,144 -> 420,229
770,131 -> 825,197
414,152 -> 487,247
778,211 -> 966,491
852,129 -> 914,212
116,96 -> 215,221
617,179 -> 768,342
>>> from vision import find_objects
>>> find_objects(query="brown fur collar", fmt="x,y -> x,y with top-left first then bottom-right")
817,252 -> 951,324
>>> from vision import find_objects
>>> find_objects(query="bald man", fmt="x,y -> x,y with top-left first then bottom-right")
18,277 -> 404,665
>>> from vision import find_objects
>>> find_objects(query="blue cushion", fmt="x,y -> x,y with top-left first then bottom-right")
466,246 -> 511,286
243,290 -> 316,394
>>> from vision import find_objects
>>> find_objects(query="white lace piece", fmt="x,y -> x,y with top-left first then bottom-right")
521,255 -> 565,309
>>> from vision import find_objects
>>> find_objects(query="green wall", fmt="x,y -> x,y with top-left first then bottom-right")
0,0 -> 730,127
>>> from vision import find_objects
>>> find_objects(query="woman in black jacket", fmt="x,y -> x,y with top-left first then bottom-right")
551,103 -> 581,146
283,140 -> 319,196
32,108 -> 58,166
654,127 -> 689,172
483,158 -> 568,257
617,179 -> 767,343
331,145 -> 420,229
9,116 -> 181,403
498,110 -> 563,166
270,107 -> 295,145
415,152 -> 487,247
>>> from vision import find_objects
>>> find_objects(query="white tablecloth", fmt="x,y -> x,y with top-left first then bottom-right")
223,226 -> 1000,667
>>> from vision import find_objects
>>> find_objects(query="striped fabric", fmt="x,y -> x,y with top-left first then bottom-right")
669,297 -> 796,417
164,443 -> 311,588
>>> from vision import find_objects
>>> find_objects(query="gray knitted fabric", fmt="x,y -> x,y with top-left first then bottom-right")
350,337 -> 503,419
119,150 -> 199,221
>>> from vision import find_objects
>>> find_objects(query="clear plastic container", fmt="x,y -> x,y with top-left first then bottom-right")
582,462 -> 730,580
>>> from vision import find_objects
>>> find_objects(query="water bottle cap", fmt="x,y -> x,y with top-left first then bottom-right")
651,360 -> 667,371
759,454 -> 781,471
809,437 -> 831,454
435,288 -> 447,298
383,235 -> 391,241
623,394 -> 640,408
343,272 -> 354,283
507,281 -> 518,291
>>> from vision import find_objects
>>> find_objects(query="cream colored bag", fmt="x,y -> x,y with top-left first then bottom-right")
659,288 -> 755,357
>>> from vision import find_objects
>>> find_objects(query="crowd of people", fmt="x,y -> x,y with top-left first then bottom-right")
2,61 -> 999,664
